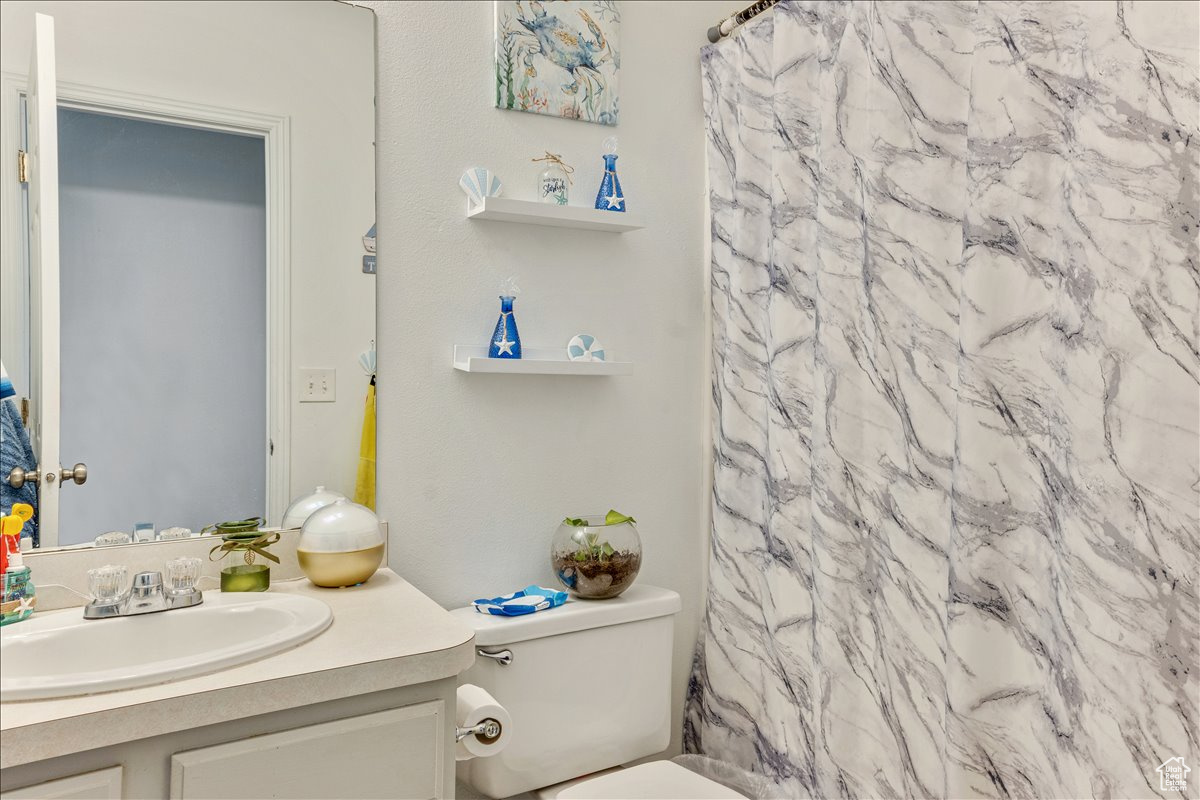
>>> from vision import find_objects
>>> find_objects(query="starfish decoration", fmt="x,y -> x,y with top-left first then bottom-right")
494,336 -> 516,356
605,191 -> 624,209
16,595 -> 34,614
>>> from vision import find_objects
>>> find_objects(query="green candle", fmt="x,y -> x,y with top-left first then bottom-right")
220,564 -> 270,592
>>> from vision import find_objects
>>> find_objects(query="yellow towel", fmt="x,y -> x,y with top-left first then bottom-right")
353,380 -> 376,510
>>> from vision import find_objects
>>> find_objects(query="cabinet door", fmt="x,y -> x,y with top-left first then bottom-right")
169,702 -> 444,800
0,766 -> 122,800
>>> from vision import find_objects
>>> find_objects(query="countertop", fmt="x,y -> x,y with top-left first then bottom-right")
0,569 -> 475,769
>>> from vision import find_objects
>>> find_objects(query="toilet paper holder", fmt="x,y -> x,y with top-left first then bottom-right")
456,718 -> 503,744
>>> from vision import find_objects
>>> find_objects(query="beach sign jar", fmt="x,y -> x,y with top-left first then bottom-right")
533,151 -> 572,205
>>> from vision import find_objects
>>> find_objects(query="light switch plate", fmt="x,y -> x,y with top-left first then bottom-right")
298,368 -> 336,402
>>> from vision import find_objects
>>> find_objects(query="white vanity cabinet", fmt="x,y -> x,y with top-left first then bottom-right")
0,766 -> 122,799
2,686 -> 456,800
0,571 -> 475,800
170,703 -> 444,800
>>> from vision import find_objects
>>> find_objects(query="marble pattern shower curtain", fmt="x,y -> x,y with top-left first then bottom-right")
685,2 -> 1198,798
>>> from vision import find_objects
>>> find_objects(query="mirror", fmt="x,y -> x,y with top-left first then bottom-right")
0,1 -> 376,549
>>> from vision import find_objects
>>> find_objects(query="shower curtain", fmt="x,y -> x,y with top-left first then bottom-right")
685,2 -> 1198,798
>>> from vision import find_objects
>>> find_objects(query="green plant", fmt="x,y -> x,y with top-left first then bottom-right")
562,510 -> 635,563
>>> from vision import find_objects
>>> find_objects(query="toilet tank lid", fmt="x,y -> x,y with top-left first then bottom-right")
450,585 -> 681,647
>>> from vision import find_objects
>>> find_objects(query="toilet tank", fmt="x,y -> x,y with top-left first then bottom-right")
451,585 -> 681,799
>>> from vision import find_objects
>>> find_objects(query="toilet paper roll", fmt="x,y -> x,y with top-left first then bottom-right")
456,683 -> 512,762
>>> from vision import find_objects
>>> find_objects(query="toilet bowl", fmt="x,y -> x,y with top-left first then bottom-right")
451,586 -> 747,799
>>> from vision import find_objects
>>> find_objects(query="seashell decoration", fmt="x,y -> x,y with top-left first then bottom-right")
567,334 -> 606,362
459,167 -> 503,205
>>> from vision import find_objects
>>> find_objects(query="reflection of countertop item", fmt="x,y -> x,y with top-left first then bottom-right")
281,485 -> 347,530
0,569 -> 474,769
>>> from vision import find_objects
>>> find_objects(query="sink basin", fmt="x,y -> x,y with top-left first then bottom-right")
1,592 -> 332,701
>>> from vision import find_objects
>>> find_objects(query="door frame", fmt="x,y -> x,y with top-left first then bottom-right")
0,72 -> 291,544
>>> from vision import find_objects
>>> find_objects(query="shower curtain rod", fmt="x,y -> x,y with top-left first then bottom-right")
706,0 -> 780,43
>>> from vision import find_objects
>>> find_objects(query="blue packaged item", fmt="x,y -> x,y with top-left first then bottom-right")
472,585 -> 568,616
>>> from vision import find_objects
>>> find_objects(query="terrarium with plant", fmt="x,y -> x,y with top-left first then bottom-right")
551,510 -> 641,599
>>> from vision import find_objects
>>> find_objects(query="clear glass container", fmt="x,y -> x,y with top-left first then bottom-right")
551,513 -> 642,599
538,164 -> 569,205
220,563 -> 270,592
214,530 -> 276,592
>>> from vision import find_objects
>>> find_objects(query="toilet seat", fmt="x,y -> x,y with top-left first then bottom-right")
555,761 -> 749,800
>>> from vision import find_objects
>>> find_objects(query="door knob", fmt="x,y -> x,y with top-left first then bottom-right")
60,463 -> 88,485
6,467 -> 40,489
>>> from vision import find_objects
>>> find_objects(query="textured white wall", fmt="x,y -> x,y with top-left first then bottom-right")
363,0 -> 724,759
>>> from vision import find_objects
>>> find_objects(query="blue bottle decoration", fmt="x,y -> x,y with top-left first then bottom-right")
594,136 -> 625,213
488,295 -> 522,359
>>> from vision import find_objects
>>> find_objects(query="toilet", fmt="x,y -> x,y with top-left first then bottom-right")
452,586 -> 747,799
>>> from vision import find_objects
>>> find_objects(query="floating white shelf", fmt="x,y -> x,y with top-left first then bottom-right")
466,196 -> 644,233
452,345 -> 633,376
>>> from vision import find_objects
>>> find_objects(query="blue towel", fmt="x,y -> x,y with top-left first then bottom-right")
473,585 -> 568,616
1,393 -> 39,547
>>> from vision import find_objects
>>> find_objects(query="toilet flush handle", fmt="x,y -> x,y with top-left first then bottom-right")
476,648 -> 513,666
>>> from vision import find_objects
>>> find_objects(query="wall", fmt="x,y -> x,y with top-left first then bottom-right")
57,110 -> 265,541
0,1 -> 375,530
363,0 -> 725,761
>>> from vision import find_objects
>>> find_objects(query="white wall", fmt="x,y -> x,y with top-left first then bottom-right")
363,0 -> 723,760
0,1 -> 375,526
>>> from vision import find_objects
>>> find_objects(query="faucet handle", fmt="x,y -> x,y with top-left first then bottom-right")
88,565 -> 129,602
130,571 -> 163,596
165,557 -> 202,594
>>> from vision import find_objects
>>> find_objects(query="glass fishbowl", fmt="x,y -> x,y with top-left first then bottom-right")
551,511 -> 642,600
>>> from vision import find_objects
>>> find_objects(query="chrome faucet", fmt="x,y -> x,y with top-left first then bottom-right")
83,559 -> 203,619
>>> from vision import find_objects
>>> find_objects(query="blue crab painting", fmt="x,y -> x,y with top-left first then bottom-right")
495,0 -> 620,126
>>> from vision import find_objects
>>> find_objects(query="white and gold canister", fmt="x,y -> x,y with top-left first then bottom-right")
297,499 -> 384,588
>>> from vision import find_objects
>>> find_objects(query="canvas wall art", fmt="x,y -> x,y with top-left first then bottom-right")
494,1 -> 620,126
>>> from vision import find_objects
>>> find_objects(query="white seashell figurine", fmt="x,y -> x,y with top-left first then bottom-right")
460,167 -> 503,206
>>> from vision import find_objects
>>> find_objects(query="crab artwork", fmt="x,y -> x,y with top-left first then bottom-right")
495,0 -> 621,125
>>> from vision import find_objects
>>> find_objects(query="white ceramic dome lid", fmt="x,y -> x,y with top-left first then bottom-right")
297,498 -> 383,553
281,485 -> 347,529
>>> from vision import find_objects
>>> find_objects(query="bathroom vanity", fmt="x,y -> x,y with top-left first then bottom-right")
0,570 -> 474,799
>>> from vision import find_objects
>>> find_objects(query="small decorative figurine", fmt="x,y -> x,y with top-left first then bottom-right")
460,167 -> 503,207
567,334 -> 606,362
533,152 -> 573,205
488,277 -> 523,359
594,136 -> 625,212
